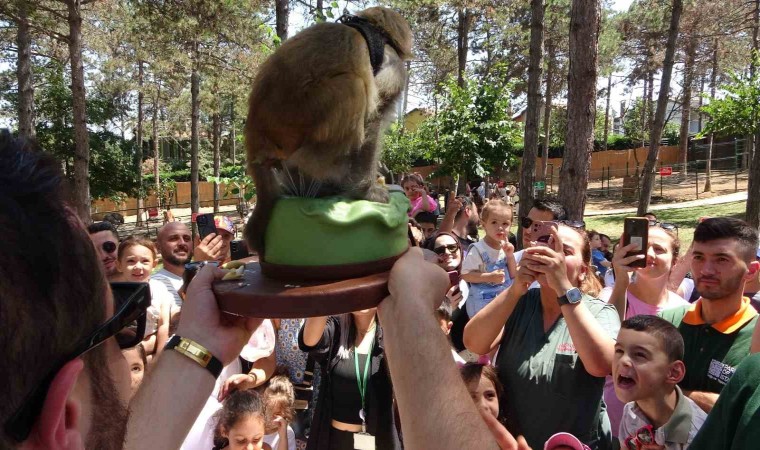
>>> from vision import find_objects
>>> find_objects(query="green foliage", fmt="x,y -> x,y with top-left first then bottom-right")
207,169 -> 256,202
700,60 -> 760,138
381,122 -> 429,174
423,73 -> 523,178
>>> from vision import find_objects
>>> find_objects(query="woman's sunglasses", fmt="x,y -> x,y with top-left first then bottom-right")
648,220 -> 679,236
434,244 -> 460,255
4,282 -> 151,442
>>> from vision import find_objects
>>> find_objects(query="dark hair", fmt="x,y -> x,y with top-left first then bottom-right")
424,231 -> 464,273
453,195 -> 474,221
587,230 -> 600,240
0,133 -> 108,446
694,217 -> 759,262
213,390 -> 266,450
599,234 -> 611,242
400,173 -> 424,186
620,315 -> 684,362
87,221 -> 119,240
414,211 -> 437,225
435,302 -> 453,322
532,197 -> 567,221
459,363 -> 503,417
645,211 -> 657,219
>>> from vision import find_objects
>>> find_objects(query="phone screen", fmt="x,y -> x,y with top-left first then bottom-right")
196,213 -> 217,239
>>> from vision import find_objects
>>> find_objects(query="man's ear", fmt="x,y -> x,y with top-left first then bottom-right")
745,260 -> 760,281
667,360 -> 686,385
25,359 -> 86,450
446,321 -> 453,335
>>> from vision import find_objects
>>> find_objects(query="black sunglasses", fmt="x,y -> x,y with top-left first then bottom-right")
434,244 -> 460,255
4,282 -> 151,442
102,241 -> 117,253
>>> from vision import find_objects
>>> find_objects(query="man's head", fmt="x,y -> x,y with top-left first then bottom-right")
521,197 -> 567,248
213,215 -> 236,264
691,217 -> 760,302
88,221 -> 120,278
414,211 -> 438,241
599,234 -> 612,253
0,134 -> 130,449
156,222 -> 193,269
613,315 -> 685,405
453,195 -> 480,235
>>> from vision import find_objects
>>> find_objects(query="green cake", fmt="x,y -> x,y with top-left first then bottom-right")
261,190 -> 410,279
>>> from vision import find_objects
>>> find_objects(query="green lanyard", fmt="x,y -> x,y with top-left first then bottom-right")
354,339 -> 374,415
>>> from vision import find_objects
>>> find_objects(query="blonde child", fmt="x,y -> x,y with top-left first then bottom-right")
263,375 -> 296,450
213,390 -> 273,450
461,199 -> 517,317
401,173 -> 437,217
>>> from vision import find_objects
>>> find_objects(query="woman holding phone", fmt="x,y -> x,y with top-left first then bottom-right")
599,223 -> 688,440
463,224 -> 620,450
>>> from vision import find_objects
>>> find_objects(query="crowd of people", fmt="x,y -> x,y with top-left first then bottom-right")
3,131 -> 760,450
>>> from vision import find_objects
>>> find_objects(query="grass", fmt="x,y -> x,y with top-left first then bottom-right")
583,201 -> 747,249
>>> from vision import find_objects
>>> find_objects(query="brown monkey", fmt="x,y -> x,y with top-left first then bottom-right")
244,7 -> 413,257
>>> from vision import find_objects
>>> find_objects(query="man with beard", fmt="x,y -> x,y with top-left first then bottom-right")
439,194 -> 480,256
659,217 -> 760,413
151,222 -> 223,308
87,221 -> 120,280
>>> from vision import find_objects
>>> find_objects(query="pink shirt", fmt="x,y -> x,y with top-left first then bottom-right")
599,288 -> 689,437
409,194 -> 437,217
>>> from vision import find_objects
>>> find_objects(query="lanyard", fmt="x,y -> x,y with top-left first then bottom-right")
354,338 -> 374,415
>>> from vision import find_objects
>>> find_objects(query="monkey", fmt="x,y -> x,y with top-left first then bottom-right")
243,7 -> 413,258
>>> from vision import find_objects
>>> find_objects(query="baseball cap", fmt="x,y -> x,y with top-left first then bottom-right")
544,432 -> 591,450
213,215 -> 235,235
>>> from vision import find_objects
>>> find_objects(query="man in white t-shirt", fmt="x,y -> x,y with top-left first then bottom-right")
151,222 -> 224,308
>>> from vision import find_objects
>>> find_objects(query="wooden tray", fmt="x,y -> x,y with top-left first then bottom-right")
213,261 -> 390,318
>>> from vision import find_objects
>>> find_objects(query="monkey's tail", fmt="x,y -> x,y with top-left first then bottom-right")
245,163 -> 279,259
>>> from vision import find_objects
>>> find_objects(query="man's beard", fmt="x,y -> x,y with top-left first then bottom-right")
164,251 -> 191,267
84,348 -> 129,450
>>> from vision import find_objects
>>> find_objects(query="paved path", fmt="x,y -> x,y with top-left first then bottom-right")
584,191 -> 747,217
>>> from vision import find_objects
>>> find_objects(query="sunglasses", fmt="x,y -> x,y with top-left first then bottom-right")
521,217 -> 586,230
649,220 -> 679,236
102,241 -> 117,253
4,282 -> 151,442
434,244 -> 460,255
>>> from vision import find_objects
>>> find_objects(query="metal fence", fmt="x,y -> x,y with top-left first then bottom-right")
541,139 -> 749,203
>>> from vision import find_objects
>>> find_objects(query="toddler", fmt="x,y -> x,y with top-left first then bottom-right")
458,358 -> 502,421
263,375 -> 296,450
122,343 -> 146,399
614,315 -> 706,449
213,390 -> 273,450
402,173 -> 437,217
461,199 -> 516,317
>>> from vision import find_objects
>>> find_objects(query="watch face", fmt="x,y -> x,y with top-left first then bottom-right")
566,288 -> 582,303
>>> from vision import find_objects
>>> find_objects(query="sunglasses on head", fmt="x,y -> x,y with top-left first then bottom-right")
521,217 -> 586,230
102,241 -> 117,253
648,220 -> 679,236
434,244 -> 460,255
4,282 -> 151,442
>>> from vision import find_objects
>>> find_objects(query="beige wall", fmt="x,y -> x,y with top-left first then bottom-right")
91,181 -> 242,216
536,146 -> 680,181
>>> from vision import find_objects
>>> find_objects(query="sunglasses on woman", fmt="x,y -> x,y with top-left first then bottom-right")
4,282 -> 151,442
434,244 -> 460,255
648,220 -> 679,236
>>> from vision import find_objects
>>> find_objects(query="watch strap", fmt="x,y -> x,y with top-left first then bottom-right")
165,335 -> 223,378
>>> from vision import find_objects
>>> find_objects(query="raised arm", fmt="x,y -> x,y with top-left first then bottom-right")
378,248 -> 525,450
438,192 -> 461,234
607,242 -> 643,322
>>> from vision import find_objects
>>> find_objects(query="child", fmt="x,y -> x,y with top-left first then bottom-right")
402,173 -> 436,217
461,199 -> 517,317
122,343 -> 146,399
414,210 -> 438,242
436,302 -> 465,364
458,358 -> 502,421
213,389 -> 273,450
588,230 -> 611,277
114,237 -> 159,284
613,315 -> 706,450
263,375 -> 296,450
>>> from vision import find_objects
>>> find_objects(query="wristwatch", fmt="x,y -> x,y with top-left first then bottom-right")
165,335 -> 223,379
558,287 -> 583,306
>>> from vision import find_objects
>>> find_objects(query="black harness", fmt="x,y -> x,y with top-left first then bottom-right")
337,14 -> 395,75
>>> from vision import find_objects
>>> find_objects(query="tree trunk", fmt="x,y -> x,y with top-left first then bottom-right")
603,73 -> 612,150
748,0 -> 759,169
679,39 -> 696,177
697,75 -> 705,132
316,0 -> 323,20
212,104 -> 221,213
456,9 -> 472,88
190,46 -> 200,217
152,88 -> 160,205
67,0 -> 91,223
748,129 -> 760,228
704,40 -> 718,193
16,0 -> 35,139
637,0 -> 683,216
136,61 -> 144,226
230,99 -> 236,165
540,41 -> 554,184
275,0 -> 289,41
647,69 -> 654,138
519,0 -> 545,246
559,0 -> 599,221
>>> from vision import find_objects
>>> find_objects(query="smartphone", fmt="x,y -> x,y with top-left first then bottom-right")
531,220 -> 558,244
196,213 -> 216,239
448,270 -> 460,288
623,217 -> 649,268
230,239 -> 250,261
